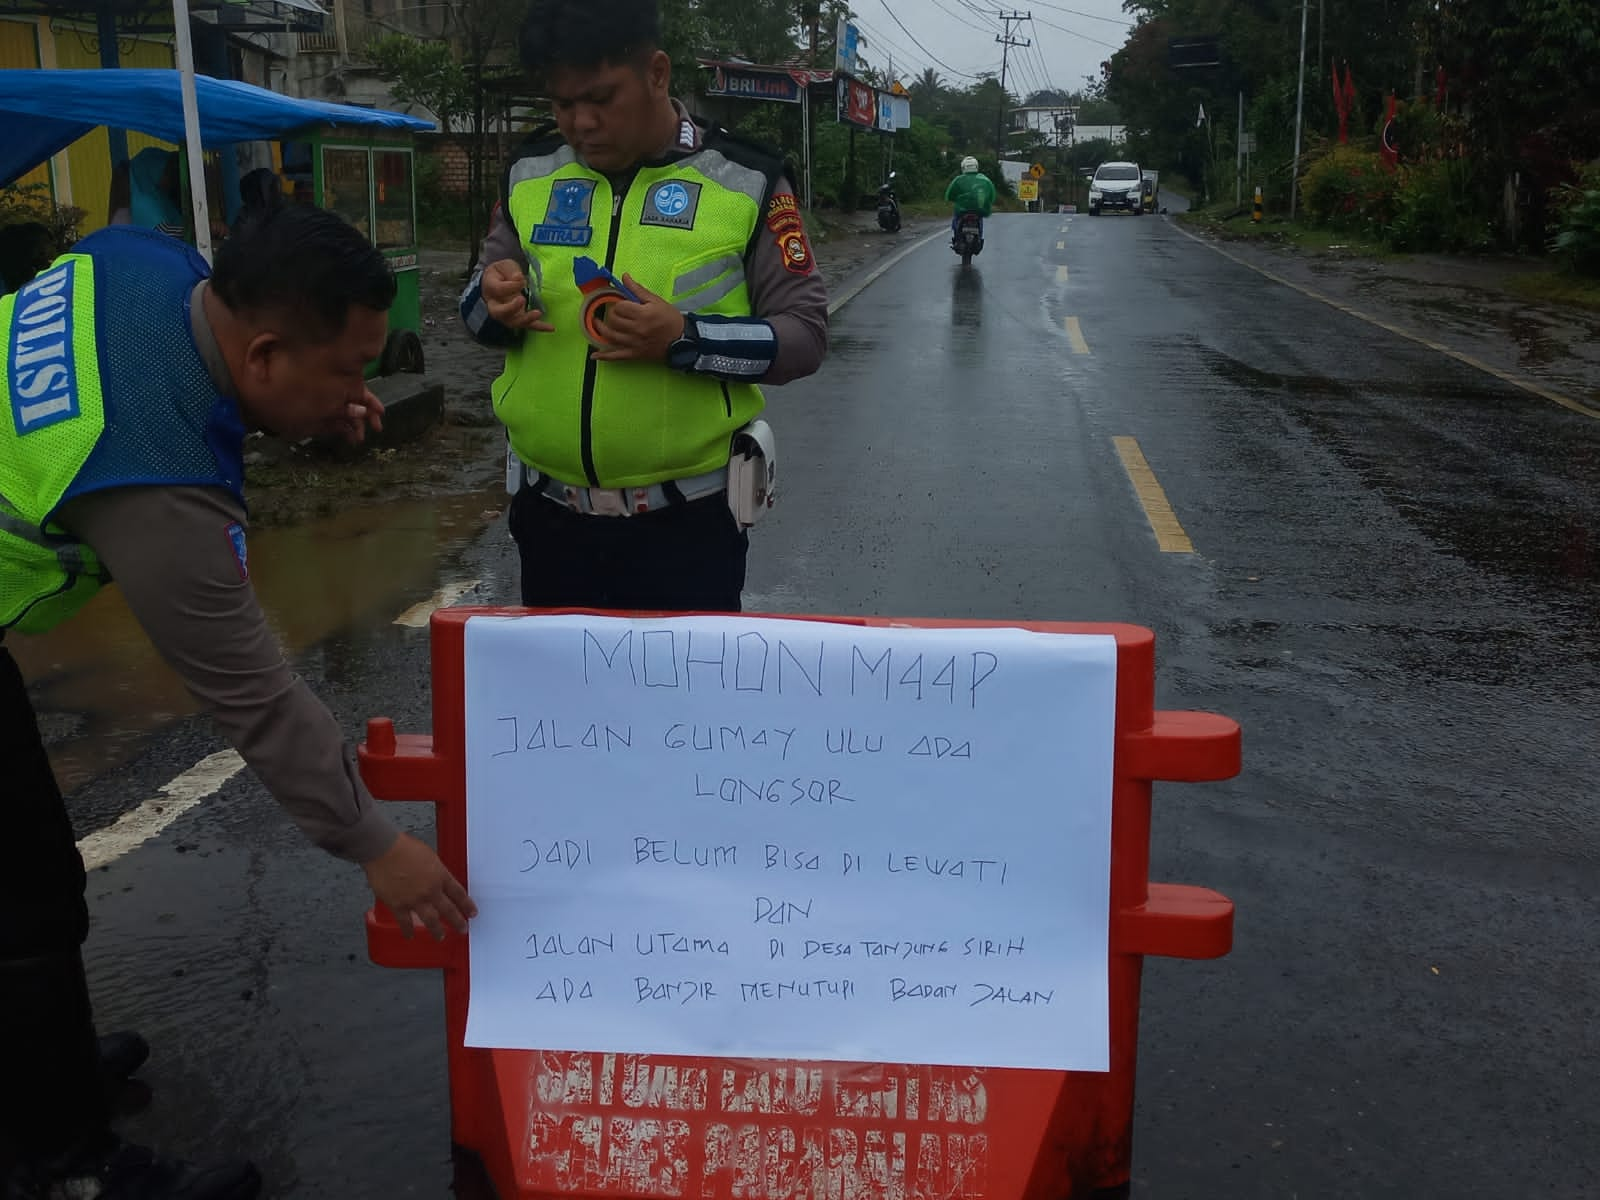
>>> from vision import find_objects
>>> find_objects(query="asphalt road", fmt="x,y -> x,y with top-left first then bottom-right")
21,209 -> 1600,1198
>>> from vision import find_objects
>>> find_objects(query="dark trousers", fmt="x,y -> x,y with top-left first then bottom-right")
509,487 -> 749,613
1,646 -> 104,1165
0,647 -> 88,960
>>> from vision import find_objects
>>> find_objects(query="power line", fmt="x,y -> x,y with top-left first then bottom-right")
951,0 -> 1003,29
926,0 -> 999,35
876,0 -> 985,79
1009,56 -> 1040,101
1032,14 -> 1121,50
1028,0 -> 1132,27
1025,26 -> 1060,93
852,16 -> 937,80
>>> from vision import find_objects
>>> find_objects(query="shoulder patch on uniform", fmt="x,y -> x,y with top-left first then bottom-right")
8,259 -> 81,436
765,193 -> 802,235
777,228 -> 814,275
678,119 -> 697,150
224,520 -> 249,581
765,195 -> 813,275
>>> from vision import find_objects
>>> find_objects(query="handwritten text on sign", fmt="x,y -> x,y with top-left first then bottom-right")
462,616 -> 1116,1071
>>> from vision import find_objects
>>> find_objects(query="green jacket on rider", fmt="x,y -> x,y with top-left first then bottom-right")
945,172 -> 997,217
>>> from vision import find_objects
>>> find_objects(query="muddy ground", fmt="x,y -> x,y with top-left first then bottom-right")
244,210 -> 943,527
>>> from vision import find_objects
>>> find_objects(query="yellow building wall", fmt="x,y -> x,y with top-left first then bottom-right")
0,19 -> 52,197
54,30 -> 177,230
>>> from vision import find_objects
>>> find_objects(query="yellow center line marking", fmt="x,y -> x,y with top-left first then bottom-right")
1055,239 -> 1066,250
1055,264 -> 1069,285
1064,315 -> 1090,354
1113,437 -> 1194,553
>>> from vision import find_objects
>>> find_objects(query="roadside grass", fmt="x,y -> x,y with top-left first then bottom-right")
1506,270 -> 1600,313
1179,207 -> 1395,258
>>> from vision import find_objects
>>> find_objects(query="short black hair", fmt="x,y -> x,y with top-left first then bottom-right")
519,0 -> 659,79
210,205 -> 395,343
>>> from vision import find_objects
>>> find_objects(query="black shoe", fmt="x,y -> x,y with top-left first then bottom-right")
99,1033 -> 149,1085
5,1137 -> 261,1200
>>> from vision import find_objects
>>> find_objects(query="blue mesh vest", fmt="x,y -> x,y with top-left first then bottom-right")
0,226 -> 244,633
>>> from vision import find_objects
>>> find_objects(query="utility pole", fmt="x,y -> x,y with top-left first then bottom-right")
1290,0 -> 1308,219
1235,91 -> 1243,208
995,11 -> 1030,161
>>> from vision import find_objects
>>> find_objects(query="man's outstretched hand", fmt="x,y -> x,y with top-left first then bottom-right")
362,832 -> 477,940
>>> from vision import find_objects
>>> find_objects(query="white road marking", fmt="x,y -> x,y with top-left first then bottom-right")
1056,264 -> 1069,285
77,749 -> 246,871
394,578 -> 482,627
1064,315 -> 1091,354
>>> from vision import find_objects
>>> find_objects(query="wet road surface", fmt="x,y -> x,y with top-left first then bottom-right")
22,210 -> 1600,1197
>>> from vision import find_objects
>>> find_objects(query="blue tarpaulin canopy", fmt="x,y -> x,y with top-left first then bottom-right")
0,68 -> 434,188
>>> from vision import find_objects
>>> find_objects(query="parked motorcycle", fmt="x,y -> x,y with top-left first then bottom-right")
952,211 -> 984,265
876,172 -> 902,232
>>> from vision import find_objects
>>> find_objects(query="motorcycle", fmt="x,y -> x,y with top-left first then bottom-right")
952,211 -> 984,265
876,172 -> 902,232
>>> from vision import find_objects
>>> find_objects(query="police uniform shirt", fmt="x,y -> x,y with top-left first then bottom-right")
39,284 -> 398,865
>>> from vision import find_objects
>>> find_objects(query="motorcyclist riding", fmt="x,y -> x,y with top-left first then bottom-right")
944,156 -> 996,247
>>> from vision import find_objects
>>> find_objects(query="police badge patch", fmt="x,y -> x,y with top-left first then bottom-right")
531,178 -> 596,246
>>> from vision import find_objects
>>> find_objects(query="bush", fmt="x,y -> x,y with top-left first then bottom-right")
1549,162 -> 1600,277
810,115 -> 975,211
1387,157 -> 1495,253
0,180 -> 86,257
414,149 -> 471,244
1300,146 -> 1397,235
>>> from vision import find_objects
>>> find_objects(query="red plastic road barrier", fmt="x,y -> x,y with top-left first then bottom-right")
360,610 -> 1238,1200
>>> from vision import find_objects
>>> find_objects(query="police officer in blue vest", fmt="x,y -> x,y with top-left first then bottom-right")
1,208 -> 476,1198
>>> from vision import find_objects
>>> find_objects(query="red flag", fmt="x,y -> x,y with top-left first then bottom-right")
1333,62 -> 1355,143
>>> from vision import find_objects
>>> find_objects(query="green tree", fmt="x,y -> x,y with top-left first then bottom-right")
911,67 -> 944,101
445,0 -> 526,270
365,35 -> 469,133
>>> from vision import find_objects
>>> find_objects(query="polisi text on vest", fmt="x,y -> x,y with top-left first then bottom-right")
8,261 -> 80,435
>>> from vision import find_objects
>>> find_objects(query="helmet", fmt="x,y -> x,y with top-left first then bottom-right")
960,156 -> 980,174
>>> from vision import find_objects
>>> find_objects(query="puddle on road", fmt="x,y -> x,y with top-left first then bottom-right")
9,487 -> 506,793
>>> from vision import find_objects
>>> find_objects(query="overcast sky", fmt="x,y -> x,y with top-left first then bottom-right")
848,0 -> 1135,100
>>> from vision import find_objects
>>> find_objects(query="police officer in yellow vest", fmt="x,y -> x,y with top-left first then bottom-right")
460,0 -> 829,612
0,209 -> 475,1199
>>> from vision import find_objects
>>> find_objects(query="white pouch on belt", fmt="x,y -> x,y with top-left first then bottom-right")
504,434 -> 521,496
728,420 -> 776,528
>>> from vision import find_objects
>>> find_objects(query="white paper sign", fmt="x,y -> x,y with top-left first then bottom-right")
462,615 -> 1117,1072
